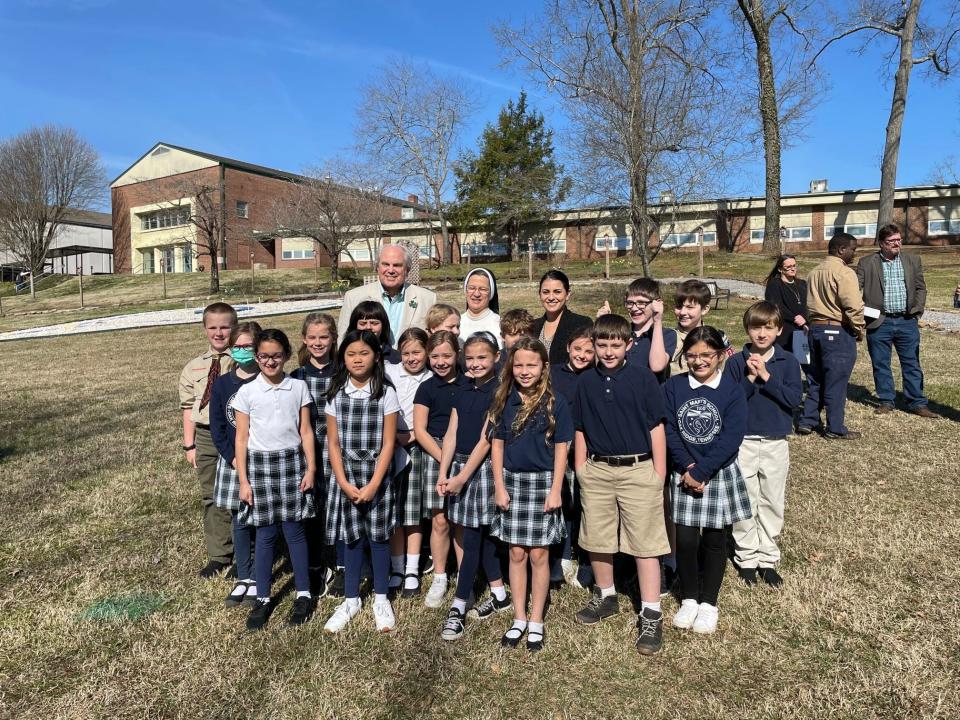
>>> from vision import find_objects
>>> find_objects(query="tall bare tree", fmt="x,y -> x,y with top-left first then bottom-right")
265,160 -> 390,283
813,0 -> 960,226
356,59 -> 477,265
0,125 -> 105,297
736,0 -> 821,255
497,1 -> 746,277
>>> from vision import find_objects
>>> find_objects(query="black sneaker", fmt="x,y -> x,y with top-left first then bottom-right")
575,588 -> 619,625
635,607 -> 663,656
246,600 -> 272,631
795,425 -> 815,436
468,592 -> 512,620
441,607 -> 465,641
288,596 -> 315,626
737,567 -> 758,586
824,430 -> 862,440
198,560 -> 230,579
759,567 -> 784,588
328,568 -> 346,598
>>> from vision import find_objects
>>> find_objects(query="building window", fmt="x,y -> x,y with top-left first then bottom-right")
661,232 -> 716,248
340,247 -> 373,262
928,219 -> 960,235
825,223 -> 877,240
141,249 -> 155,274
162,247 -> 175,273
401,207 -> 415,220
529,238 -> 566,253
281,248 -> 315,260
750,229 -> 765,244
754,227 -> 811,243
139,206 -> 190,231
594,236 -> 633,251
182,245 -> 193,272
236,201 -> 249,219
461,243 -> 510,258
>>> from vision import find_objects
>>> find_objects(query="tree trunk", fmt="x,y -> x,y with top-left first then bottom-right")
739,0 -> 784,256
878,0 -> 920,227
629,175 -> 652,278
209,253 -> 220,295
330,247 -> 340,283
438,212 -> 452,266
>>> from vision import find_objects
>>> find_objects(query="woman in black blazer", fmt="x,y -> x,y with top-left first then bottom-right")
530,269 -> 593,366
764,255 -> 808,350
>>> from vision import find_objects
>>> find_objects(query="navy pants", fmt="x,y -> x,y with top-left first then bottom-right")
255,521 -> 310,599
345,537 -> 389,598
866,315 -> 927,410
801,325 -> 857,435
455,525 -> 502,602
231,511 -> 256,581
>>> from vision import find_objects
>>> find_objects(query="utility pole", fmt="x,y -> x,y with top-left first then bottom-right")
603,236 -> 611,279
250,252 -> 255,294
160,251 -> 167,300
77,262 -> 84,309
527,238 -> 533,282
697,226 -> 705,279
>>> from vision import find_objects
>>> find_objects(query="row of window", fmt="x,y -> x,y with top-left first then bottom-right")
140,206 -> 191,231
929,218 -> 960,235
662,232 -> 717,247
140,245 -> 192,274
281,248 -> 315,260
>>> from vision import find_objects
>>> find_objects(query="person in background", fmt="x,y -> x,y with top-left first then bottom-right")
460,268 -> 502,346
764,255 -> 808,352
425,303 -> 462,339
597,277 -> 676,382
670,280 -> 732,374
856,223 -> 935,418
500,308 -> 535,351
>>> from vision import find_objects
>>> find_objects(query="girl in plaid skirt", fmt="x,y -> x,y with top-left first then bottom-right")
233,329 -> 317,631
291,313 -> 337,597
413,330 -> 468,608
386,328 -> 433,598
322,330 -> 401,634
664,326 -> 749,635
490,338 -> 572,652
210,321 -> 262,608
438,332 -> 508,641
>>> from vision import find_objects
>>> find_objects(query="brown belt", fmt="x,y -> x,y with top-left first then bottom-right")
810,319 -> 842,326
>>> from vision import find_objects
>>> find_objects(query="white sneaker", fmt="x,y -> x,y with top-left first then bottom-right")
373,599 -> 396,633
672,599 -> 700,629
692,603 -> 719,634
561,559 -> 582,588
323,599 -> 361,634
424,575 -> 448,608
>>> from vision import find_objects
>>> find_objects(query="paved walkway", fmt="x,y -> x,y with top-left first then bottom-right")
0,298 -> 344,342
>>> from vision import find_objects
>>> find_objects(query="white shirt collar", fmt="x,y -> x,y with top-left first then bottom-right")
688,371 -> 722,390
256,373 -> 293,391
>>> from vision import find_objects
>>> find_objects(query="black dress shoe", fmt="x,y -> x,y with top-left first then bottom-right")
737,567 -> 758,586
759,567 -> 784,588
526,627 -> 545,652
500,622 -> 527,648
246,600 -> 272,631
824,430 -> 861,440
198,560 -> 230,579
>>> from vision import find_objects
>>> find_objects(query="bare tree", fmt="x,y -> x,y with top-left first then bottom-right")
265,159 -> 390,283
927,154 -> 960,183
736,0 -> 821,255
0,125 -> 105,297
497,1 -> 747,277
813,0 -> 960,226
356,59 -> 478,266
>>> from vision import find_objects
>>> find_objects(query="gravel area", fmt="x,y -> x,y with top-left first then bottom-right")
0,298 -> 344,343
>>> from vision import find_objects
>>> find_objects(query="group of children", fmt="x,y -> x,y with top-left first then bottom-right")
181,273 -> 802,656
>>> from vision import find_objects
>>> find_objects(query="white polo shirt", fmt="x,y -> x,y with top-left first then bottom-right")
231,373 -> 313,451
385,364 -> 432,431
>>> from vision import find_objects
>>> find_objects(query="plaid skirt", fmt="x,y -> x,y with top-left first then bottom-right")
396,443 -> 429,526
670,461 -> 751,529
447,453 -> 495,529
238,447 -> 315,527
324,457 -> 396,544
213,456 -> 241,511
491,468 -> 567,547
420,438 -> 446,513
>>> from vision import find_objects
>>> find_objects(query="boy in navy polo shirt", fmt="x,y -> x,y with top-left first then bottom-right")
598,278 -> 676,382
571,314 -> 669,656
725,302 -> 802,588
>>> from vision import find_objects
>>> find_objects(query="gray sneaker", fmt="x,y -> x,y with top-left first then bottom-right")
574,588 -> 619,625
635,607 -> 663,655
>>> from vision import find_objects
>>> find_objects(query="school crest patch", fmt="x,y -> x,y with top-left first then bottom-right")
677,397 -> 721,445
226,391 -> 239,428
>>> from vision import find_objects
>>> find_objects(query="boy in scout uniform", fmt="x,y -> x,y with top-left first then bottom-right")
180,302 -> 238,577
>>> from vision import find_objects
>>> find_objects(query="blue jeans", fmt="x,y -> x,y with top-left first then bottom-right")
866,315 -> 927,409
800,325 -> 857,435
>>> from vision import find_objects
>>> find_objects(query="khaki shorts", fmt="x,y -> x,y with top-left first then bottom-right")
576,458 -> 669,558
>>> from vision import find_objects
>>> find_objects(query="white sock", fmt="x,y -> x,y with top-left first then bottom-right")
346,596 -> 361,609
641,600 -> 662,613
229,584 -> 246,598
452,598 -> 467,613
599,585 -> 616,598
433,572 -> 448,583
245,584 -> 257,596
257,597 -> 270,604
405,554 -> 420,575
391,555 -> 404,573
504,619 -> 527,639
374,593 -> 389,604
404,573 -> 419,590
528,621 -> 544,635
296,590 -> 311,599
491,585 -> 507,602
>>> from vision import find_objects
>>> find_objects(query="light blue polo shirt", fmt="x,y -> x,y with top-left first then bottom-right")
381,282 -> 407,346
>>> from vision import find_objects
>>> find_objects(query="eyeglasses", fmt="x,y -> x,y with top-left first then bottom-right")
625,299 -> 652,309
683,351 -> 719,363
234,343 -> 254,350
255,353 -> 285,364
466,286 -> 490,295
881,237 -> 902,244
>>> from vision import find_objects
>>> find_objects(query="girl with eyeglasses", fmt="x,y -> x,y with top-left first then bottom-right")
764,255 -> 809,351
233,329 -> 318,631
662,326 -> 749,635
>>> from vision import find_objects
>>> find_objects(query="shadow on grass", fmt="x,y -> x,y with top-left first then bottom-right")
848,383 -> 960,423
0,445 -> 15,463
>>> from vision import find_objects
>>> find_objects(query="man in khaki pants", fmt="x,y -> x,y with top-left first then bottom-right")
179,302 -> 236,577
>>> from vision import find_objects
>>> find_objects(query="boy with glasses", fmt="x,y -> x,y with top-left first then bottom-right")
598,278 -> 676,383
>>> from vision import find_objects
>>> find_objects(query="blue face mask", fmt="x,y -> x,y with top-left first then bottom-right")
230,347 -> 255,365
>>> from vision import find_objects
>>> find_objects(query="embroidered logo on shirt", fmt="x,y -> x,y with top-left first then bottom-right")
677,397 -> 722,444
226,391 -> 239,428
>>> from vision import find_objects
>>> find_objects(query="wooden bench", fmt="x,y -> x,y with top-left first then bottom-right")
704,280 -> 731,310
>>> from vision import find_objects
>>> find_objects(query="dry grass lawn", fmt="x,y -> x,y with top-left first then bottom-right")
1,283 -> 959,719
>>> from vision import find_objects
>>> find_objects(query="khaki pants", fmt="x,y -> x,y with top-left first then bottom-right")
732,437 -> 789,569
577,459 -> 669,558
196,428 -> 234,564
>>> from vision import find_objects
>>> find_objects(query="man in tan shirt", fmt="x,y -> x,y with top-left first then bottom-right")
799,233 -> 865,440
179,302 -> 237,577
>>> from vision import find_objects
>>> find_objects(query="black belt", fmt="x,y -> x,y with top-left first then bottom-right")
884,312 -> 908,318
590,453 -> 651,467
195,423 -> 210,430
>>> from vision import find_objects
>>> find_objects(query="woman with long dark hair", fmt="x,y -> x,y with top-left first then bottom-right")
530,269 -> 592,366
764,255 -> 808,350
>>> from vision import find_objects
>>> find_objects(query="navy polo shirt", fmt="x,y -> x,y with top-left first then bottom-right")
572,362 -> 666,456
452,376 -> 499,454
495,392 -> 575,472
724,344 -> 803,437
550,362 -> 585,405
627,325 -> 677,383
209,369 -> 259,466
414,373 -> 469,438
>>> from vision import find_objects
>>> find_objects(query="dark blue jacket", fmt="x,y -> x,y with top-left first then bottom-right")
209,369 -> 258,466
724,344 -> 803,437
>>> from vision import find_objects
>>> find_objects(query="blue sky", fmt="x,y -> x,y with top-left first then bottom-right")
1,0 -> 957,208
